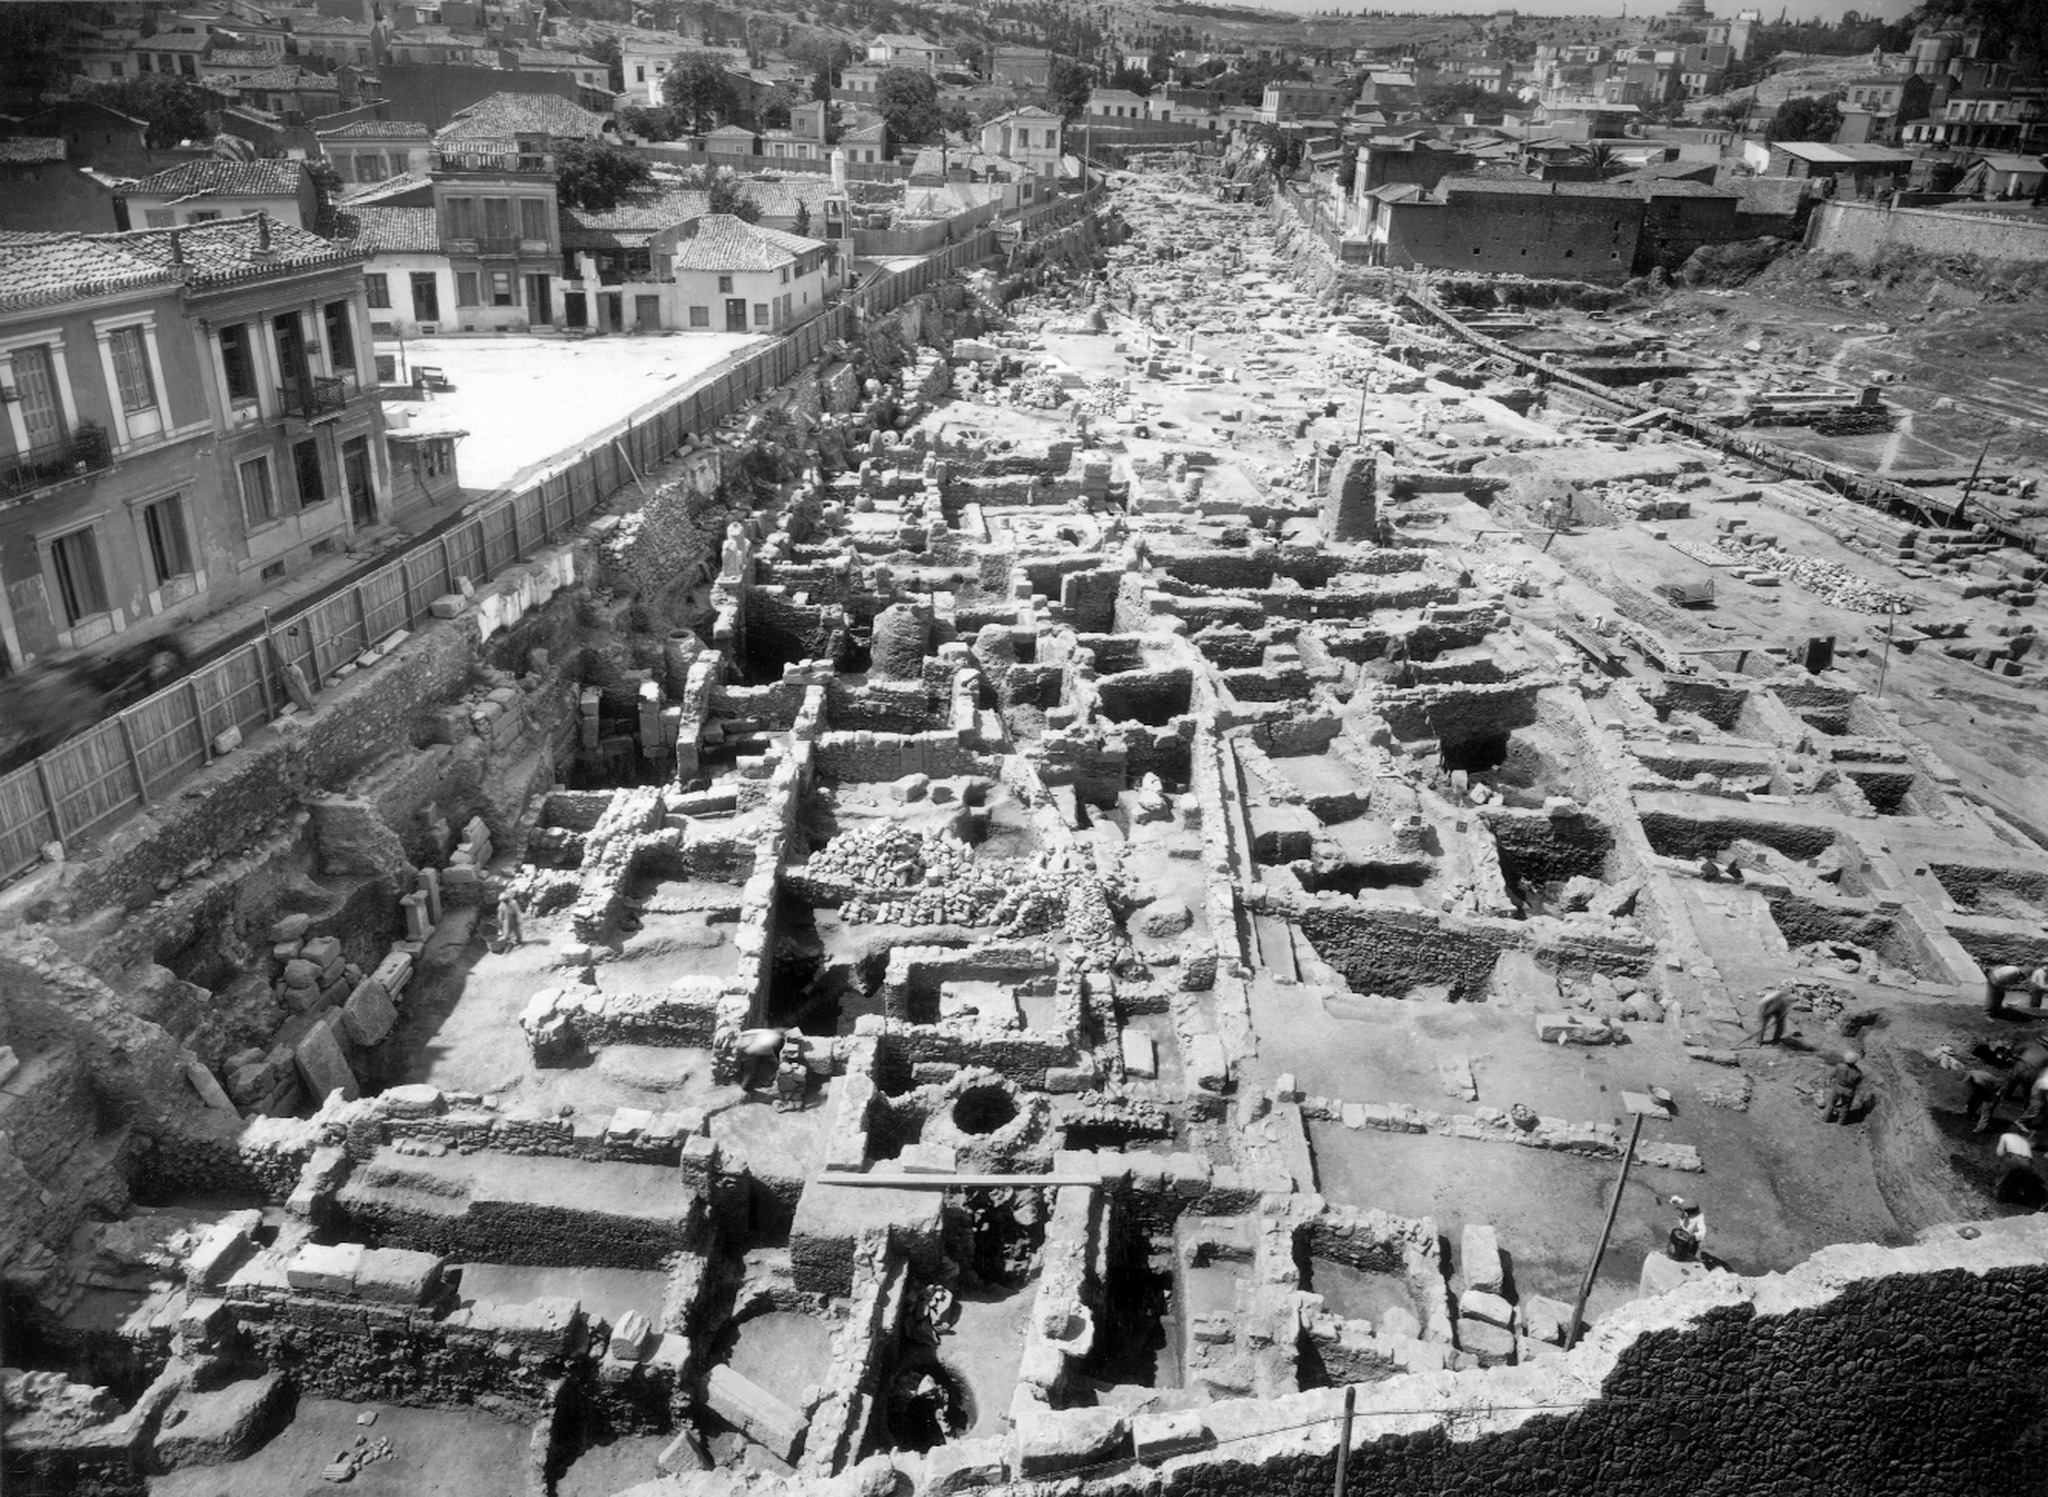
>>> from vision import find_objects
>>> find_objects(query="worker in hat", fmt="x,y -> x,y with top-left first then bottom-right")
1823,1049 -> 1864,1124
1995,1124 -> 2040,1205
1983,965 -> 2048,1017
1964,1065 -> 2008,1134
1755,987 -> 1795,1046
1666,1195 -> 1708,1261
774,1030 -> 809,1113
734,1027 -> 787,1092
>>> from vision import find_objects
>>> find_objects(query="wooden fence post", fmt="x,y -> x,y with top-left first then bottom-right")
34,758 -> 66,843
118,714 -> 150,805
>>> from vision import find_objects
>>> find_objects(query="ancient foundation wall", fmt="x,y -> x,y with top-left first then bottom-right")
1084,1219 -> 2048,1497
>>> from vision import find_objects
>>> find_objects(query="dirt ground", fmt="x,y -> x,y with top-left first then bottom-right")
149,1399 -> 530,1497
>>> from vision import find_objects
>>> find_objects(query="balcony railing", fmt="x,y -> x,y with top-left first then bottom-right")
431,148 -> 557,173
278,374 -> 349,421
2,433 -> 113,501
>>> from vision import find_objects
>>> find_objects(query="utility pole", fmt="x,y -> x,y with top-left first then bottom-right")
1332,1384 -> 1356,1497
1875,603 -> 1897,699
1952,441 -> 1988,530
1566,1112 -> 1645,1348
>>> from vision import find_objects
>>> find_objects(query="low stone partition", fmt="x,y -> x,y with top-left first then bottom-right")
218,1239 -> 684,1419
1013,1185 -> 1107,1417
1297,1089 -> 1704,1173
812,728 -> 1004,782
308,1083 -> 720,1170
520,977 -> 742,1061
798,1237 -> 911,1475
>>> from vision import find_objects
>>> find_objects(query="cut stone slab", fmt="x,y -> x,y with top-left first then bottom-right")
340,980 -> 398,1047
703,1364 -> 806,1463
1459,1288 -> 1515,1330
285,1242 -> 362,1296
1184,1033 -> 1230,1093
353,1247 -> 440,1305
1460,1222 -> 1504,1294
1015,1407 -> 1127,1479
293,1021 -> 359,1104
1132,1410 -> 1213,1463
1538,1012 -> 1613,1045
1521,1294 -> 1575,1346
1121,1030 -> 1158,1078
1458,1316 -> 1517,1365
1623,1089 -> 1674,1119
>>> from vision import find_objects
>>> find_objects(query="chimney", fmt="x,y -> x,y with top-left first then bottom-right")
831,147 -> 847,191
257,209 -> 272,252
169,229 -> 184,265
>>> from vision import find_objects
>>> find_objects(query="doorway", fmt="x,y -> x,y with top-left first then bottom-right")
725,298 -> 748,332
564,292 -> 587,329
526,274 -> 553,326
342,435 -> 375,528
634,294 -> 660,331
410,272 -> 440,323
601,292 -> 623,332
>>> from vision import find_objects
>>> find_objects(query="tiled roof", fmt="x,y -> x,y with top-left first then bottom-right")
292,15 -> 374,34
110,216 -> 364,289
844,121 -> 887,142
0,232 -> 182,312
670,213 -> 822,272
513,48 -> 601,67
232,66 -> 334,91
339,171 -> 434,205
318,119 -> 432,139
560,184 -> 709,248
1438,173 -> 1641,198
334,205 -> 441,254
437,91 -> 608,143
202,48 -> 276,68
984,105 -> 1063,125
123,158 -> 306,199
0,137 -> 67,164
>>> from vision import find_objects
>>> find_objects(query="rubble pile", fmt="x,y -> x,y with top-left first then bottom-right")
1713,532 -> 1912,613
805,825 -> 1078,936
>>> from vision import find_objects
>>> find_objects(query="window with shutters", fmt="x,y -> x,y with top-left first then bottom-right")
366,272 -> 391,309
444,196 -> 476,239
51,527 -> 109,624
483,197 -> 513,241
239,454 -> 279,528
520,197 -> 548,241
107,325 -> 155,415
323,301 -> 356,371
457,272 -> 480,306
143,495 -> 194,583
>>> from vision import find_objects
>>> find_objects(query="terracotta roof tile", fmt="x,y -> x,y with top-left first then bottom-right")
334,205 -> 441,254
0,137 -> 67,165
317,120 -> 433,140
123,158 -> 307,198
437,91 -> 608,143
0,232 -> 181,312
670,212 -> 823,272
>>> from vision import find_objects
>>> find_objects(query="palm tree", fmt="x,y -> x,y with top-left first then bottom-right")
1574,141 -> 1618,178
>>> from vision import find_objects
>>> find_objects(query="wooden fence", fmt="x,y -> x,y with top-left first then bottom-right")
0,206 -> 1099,885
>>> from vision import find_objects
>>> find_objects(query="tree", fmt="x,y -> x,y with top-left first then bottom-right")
1767,91 -> 1842,142
555,140 -> 652,210
1049,58 -> 1093,121
619,104 -> 682,141
707,173 -> 762,222
663,54 -> 738,133
1573,141 -> 1620,177
0,3 -> 74,95
586,35 -> 625,93
1907,0 -> 2048,68
1106,65 -> 1153,95
875,67 -> 945,150
1418,79 -> 1504,119
77,76 -> 213,150
793,199 -> 812,236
